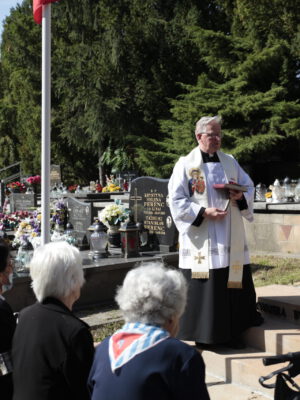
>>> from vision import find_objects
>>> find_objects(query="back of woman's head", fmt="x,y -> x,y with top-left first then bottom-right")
30,241 -> 84,302
0,240 -> 9,273
116,262 -> 187,326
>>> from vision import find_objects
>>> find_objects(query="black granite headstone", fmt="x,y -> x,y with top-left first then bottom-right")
67,197 -> 93,250
50,164 -> 62,186
129,177 -> 178,252
10,193 -> 36,212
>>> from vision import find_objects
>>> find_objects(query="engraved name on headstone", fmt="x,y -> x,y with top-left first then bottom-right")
10,193 -> 36,213
129,177 -> 177,252
50,164 -> 62,186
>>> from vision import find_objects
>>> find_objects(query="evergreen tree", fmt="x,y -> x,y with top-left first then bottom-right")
157,0 -> 300,181
0,0 -> 299,183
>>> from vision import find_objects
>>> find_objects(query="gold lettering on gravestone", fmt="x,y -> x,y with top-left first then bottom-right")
50,165 -> 61,186
143,190 -> 166,235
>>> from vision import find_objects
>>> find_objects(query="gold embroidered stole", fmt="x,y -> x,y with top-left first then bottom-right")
184,148 -> 245,287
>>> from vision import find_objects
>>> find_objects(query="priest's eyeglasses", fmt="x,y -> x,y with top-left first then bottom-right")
202,133 -> 221,139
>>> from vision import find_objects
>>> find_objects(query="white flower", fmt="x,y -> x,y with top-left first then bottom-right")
99,202 -> 129,227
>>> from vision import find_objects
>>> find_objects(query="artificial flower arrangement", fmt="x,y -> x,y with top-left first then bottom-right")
12,210 -> 42,249
6,181 -> 26,193
10,200 -> 72,252
26,175 -> 41,185
68,184 -> 78,193
51,199 -> 68,230
95,182 -> 102,192
99,200 -> 129,227
102,183 -> 121,193
101,175 -> 121,193
265,191 -> 272,203
0,211 -> 30,231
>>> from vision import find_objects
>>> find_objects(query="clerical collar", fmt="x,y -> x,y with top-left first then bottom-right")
201,150 -> 219,163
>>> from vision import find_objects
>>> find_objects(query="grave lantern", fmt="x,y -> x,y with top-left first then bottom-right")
90,221 -> 108,260
64,222 -> 77,246
119,215 -> 140,258
16,238 -> 34,271
283,176 -> 294,202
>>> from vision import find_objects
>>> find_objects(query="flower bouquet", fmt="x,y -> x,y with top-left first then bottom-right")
68,184 -> 78,193
99,201 -> 129,227
12,210 -> 42,248
51,199 -> 68,231
102,175 -> 121,193
7,181 -> 26,193
26,175 -> 41,185
99,201 -> 129,247
265,191 -> 272,203
26,175 -> 41,193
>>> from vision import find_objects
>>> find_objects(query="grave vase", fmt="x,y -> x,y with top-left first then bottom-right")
107,224 -> 121,247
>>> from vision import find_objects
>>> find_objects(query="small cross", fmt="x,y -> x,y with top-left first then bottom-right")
194,252 -> 205,264
130,187 -> 142,222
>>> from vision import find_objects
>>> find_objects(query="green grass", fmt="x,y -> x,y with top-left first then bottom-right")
92,320 -> 123,342
251,255 -> 300,287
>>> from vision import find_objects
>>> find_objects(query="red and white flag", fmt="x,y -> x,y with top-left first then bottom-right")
33,0 -> 60,24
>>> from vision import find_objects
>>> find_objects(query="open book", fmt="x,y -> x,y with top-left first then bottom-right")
213,183 -> 248,192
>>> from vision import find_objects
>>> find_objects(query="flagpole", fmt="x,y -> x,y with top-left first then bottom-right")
41,3 -> 51,245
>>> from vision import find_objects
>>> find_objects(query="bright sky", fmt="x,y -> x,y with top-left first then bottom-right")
0,0 -> 22,40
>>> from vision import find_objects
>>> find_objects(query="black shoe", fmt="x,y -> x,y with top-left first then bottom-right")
195,342 -> 213,350
252,313 -> 264,327
226,337 -> 245,349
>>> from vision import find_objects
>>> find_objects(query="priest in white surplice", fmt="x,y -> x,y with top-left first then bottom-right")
168,116 -> 263,349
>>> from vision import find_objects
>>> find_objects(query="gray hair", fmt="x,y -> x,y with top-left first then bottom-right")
195,115 -> 222,135
30,241 -> 84,302
116,262 -> 187,326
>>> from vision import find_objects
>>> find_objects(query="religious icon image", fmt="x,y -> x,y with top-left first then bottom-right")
188,168 -> 205,197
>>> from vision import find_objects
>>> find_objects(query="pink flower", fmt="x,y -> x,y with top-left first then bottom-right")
26,175 -> 41,185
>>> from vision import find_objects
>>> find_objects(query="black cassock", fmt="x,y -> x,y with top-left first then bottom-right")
177,265 -> 262,344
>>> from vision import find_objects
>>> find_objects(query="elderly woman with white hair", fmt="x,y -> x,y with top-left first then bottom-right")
88,262 -> 210,400
12,241 -> 94,400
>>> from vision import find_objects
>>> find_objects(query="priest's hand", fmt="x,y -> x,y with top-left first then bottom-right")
203,207 -> 227,220
229,189 -> 243,201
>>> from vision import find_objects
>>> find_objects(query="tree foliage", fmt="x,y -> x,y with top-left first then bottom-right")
0,0 -> 299,184
155,0 -> 300,180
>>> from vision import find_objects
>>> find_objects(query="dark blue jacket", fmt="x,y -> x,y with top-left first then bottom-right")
88,335 -> 210,400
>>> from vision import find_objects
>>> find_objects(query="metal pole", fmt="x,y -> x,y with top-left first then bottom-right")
41,4 -> 51,245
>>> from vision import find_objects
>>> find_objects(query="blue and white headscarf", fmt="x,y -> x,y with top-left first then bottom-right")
109,322 -> 169,373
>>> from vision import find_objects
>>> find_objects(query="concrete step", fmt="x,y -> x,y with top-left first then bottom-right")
243,315 -> 300,354
200,346 -> 300,397
206,373 -> 270,400
256,285 -> 300,326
